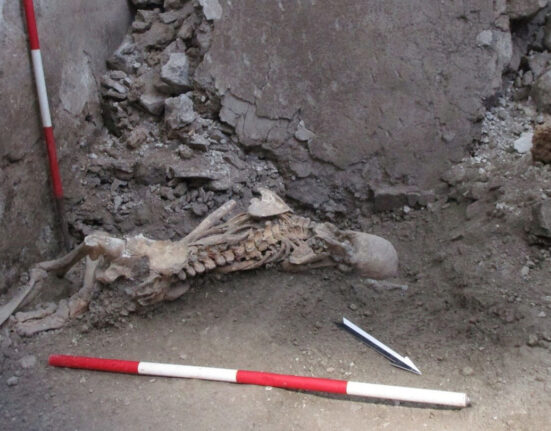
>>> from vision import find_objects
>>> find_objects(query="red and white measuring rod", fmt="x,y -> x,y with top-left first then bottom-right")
49,355 -> 470,408
22,0 -> 63,199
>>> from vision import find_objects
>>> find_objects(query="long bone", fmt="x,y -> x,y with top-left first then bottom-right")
0,189 -> 398,335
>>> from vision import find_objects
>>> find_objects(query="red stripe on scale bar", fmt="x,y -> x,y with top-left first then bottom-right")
236,370 -> 348,394
48,355 -> 139,374
23,0 -> 40,50
43,127 -> 63,198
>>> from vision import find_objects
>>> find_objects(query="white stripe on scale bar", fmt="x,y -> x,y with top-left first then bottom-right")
31,49 -> 52,127
138,362 -> 238,382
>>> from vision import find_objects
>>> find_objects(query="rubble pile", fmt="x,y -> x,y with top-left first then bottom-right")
68,0 -> 285,241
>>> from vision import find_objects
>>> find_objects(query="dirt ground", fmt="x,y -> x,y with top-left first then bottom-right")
1,179 -> 551,430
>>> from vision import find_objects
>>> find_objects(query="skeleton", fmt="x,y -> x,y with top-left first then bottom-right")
0,189 -> 398,335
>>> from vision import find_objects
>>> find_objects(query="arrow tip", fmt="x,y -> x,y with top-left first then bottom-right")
404,356 -> 422,375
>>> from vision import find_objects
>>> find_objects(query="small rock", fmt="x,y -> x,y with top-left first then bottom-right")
131,0 -> 163,6
476,30 -> 493,47
160,187 -> 175,201
538,311 -> 547,318
506,0 -> 548,20
348,303 -> 358,311
7,376 -> 19,387
134,21 -> 176,50
126,127 -> 148,150
520,265 -> 530,277
527,52 -> 551,79
139,92 -> 166,116
132,20 -> 151,34
523,70 -> 534,87
513,132 -> 533,153
198,0 -> 223,20
531,200 -> 551,239
527,333 -> 539,347
161,53 -> 191,93
461,366 -> 474,376
178,145 -> 194,159
19,355 -> 37,369
532,70 -> 551,113
107,35 -> 143,74
532,123 -> 551,164
192,202 -> 209,217
164,94 -> 196,130
441,164 -> 466,185
165,0 -> 186,9
373,186 -> 419,212
189,134 -> 210,151
294,121 -> 315,142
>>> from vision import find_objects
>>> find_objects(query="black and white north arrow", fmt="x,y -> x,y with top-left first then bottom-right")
342,317 -> 421,375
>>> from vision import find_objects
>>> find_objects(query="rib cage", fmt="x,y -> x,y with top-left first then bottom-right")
182,213 -> 314,278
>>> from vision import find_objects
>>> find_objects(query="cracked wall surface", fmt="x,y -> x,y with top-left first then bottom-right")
0,0 -> 131,291
197,0 -> 513,190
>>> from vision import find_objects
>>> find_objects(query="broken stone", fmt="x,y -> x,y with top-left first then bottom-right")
178,145 -> 194,159
196,22 -> 213,52
6,376 -> 18,387
527,333 -> 540,347
191,202 -> 209,216
531,70 -> 551,113
476,30 -> 493,47
513,132 -> 533,153
294,121 -> 315,142
136,9 -> 160,24
527,52 -> 551,79
134,206 -> 152,226
373,186 -> 420,212
168,161 -> 222,181
107,35 -> 143,74
506,0 -> 548,19
126,127 -> 149,150
132,20 -> 151,33
101,76 -> 128,97
177,14 -> 199,40
522,70 -> 534,87
164,0 -> 185,9
165,94 -> 197,130
135,162 -> 166,185
441,164 -> 467,186
198,0 -> 223,21
532,123 -> 551,163
531,200 -> 551,239
159,9 -> 189,25
161,53 -> 191,93
286,178 -> 330,209
189,134 -> 210,151
139,92 -> 166,116
19,355 -> 37,369
134,21 -> 176,50
131,0 -> 163,6
160,186 -> 176,201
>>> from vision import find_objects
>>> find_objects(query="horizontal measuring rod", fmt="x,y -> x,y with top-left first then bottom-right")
49,354 -> 469,408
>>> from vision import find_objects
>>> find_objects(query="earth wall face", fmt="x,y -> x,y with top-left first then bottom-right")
198,0 -> 511,188
0,0 -> 131,290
